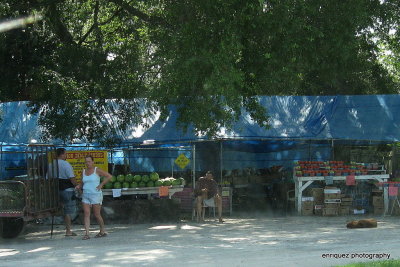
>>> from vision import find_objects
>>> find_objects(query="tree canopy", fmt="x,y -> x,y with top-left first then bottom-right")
0,0 -> 399,144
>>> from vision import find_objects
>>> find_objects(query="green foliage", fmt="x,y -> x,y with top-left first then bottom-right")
0,0 -> 399,144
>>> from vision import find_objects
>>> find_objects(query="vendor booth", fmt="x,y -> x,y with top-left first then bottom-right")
2,95 -> 400,220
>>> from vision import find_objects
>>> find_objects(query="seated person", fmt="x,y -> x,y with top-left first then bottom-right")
194,171 -> 224,223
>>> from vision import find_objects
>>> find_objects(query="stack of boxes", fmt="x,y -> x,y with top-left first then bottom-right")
372,189 -> 384,215
301,196 -> 314,215
340,195 -> 352,215
312,188 -> 324,215
323,187 -> 341,216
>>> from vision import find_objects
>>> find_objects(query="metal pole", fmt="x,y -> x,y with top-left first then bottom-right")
220,141 -> 223,184
192,143 -> 196,189
0,142 -> 3,180
171,159 -> 174,178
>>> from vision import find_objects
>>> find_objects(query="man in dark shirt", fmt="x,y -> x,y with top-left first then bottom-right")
194,171 -> 223,223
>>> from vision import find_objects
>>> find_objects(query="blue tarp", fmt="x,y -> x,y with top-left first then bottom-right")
1,95 -> 399,144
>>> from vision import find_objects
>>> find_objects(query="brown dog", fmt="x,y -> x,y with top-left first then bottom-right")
346,218 -> 377,229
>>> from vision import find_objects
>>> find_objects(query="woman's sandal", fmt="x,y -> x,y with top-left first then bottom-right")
82,235 -> 90,240
94,232 -> 107,238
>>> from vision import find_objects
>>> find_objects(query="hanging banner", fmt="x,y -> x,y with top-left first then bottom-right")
66,150 -> 108,182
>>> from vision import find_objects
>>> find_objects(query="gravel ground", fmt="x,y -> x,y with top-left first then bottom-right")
0,214 -> 399,267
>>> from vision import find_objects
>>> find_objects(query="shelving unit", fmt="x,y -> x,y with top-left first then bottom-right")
293,175 -> 389,214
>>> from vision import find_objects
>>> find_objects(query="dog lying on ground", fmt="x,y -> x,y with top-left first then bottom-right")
346,218 -> 377,229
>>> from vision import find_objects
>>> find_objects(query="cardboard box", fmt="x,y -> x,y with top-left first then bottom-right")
312,188 -> 324,197
373,207 -> 384,215
312,188 -> 324,204
325,193 -> 341,199
313,197 -> 324,205
341,197 -> 353,202
302,201 -> 314,209
324,188 -> 341,194
314,209 -> 322,216
314,204 -> 323,215
373,196 -> 384,206
323,207 -> 338,216
340,201 -> 353,206
324,203 -> 340,209
302,208 -> 314,216
339,206 -> 350,215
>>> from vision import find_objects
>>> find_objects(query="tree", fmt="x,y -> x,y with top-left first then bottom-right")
0,0 -> 399,144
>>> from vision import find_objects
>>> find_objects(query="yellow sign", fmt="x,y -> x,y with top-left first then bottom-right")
175,154 -> 190,169
66,150 -> 108,183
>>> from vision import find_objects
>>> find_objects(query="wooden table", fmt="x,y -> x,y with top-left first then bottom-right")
102,185 -> 185,199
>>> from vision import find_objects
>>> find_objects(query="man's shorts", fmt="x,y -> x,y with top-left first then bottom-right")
203,197 -> 216,207
60,189 -> 77,216
82,192 -> 103,205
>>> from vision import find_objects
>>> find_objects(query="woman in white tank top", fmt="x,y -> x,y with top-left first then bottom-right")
76,155 -> 112,240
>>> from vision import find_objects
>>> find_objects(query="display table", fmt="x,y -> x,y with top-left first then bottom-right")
103,185 -> 185,199
293,175 -> 390,215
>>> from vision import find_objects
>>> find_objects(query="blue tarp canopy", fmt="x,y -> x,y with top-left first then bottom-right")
1,95 -> 399,144
1,95 -> 398,174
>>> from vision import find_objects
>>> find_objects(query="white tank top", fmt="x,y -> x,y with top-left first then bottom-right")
82,167 -> 101,194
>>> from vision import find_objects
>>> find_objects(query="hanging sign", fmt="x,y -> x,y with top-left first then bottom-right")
174,154 -> 190,169
66,150 -> 108,182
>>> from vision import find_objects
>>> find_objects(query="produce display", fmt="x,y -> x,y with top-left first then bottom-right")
102,172 -> 185,189
294,161 -> 377,177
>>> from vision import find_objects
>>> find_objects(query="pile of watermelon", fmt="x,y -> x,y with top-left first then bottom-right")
102,172 -> 184,189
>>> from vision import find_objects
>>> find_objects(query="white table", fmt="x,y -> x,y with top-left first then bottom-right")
102,185 -> 185,199
293,175 -> 389,215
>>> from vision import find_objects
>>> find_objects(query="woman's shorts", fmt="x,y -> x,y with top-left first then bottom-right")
82,192 -> 103,205
60,189 -> 77,216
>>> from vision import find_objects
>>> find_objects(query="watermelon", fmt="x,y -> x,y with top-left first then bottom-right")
100,176 -> 105,183
130,182 -> 138,188
162,180 -> 171,186
117,174 -> 125,183
138,181 -> 146,188
104,182 -> 113,189
122,182 -> 130,188
155,180 -> 163,187
125,174 -> 134,183
133,175 -> 142,182
113,182 -> 122,189
142,175 -> 150,183
172,179 -> 180,186
150,172 -> 159,181
147,181 -> 154,187
110,176 -> 117,183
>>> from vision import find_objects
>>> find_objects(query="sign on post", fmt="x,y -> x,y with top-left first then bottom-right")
174,154 -> 190,169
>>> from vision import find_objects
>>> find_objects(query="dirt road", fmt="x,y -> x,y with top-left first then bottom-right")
1,214 -> 398,267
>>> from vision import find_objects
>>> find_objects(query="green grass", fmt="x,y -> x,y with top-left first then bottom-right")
338,259 -> 400,267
